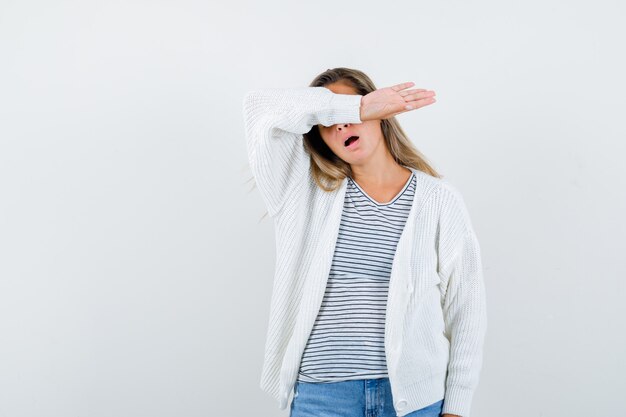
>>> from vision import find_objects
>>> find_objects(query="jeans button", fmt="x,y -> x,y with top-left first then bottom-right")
396,399 -> 408,410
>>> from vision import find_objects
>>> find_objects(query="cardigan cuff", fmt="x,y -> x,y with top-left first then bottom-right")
327,92 -> 363,126
442,384 -> 475,417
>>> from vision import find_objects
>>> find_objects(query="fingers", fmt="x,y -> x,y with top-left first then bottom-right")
386,82 -> 436,116
403,88 -> 436,111
402,89 -> 436,101
399,88 -> 429,97
404,96 -> 436,111
389,97 -> 435,118
391,81 -> 415,91
399,89 -> 428,97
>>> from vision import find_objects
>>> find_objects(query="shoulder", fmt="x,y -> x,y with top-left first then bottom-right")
411,169 -> 465,206
412,170 -> 474,230
437,177 -> 467,206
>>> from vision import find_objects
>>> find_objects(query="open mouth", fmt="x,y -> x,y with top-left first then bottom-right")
344,136 -> 360,147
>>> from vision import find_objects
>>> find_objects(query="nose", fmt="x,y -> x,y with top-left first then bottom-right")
335,123 -> 350,131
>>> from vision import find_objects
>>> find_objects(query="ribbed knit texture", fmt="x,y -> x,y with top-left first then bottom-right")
242,86 -> 487,417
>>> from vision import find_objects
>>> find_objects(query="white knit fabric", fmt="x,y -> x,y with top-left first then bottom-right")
242,86 -> 487,417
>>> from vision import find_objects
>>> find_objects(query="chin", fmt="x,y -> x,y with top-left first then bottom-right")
342,155 -> 368,166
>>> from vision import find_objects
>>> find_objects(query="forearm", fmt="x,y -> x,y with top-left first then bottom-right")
241,87 -> 362,216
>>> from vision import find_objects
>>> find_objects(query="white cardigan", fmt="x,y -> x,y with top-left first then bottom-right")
242,86 -> 487,417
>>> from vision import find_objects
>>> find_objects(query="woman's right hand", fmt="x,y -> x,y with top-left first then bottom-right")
359,81 -> 436,121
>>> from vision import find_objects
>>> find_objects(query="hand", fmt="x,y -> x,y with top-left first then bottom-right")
359,81 -> 436,121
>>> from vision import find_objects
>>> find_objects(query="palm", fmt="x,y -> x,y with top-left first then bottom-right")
360,81 -> 436,121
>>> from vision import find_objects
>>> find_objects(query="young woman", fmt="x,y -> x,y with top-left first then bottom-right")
242,67 -> 487,417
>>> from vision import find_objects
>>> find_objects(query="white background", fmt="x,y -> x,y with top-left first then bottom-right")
1,1 -> 625,416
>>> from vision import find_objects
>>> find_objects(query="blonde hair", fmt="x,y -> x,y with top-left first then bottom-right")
246,67 -> 441,220
304,67 -> 441,192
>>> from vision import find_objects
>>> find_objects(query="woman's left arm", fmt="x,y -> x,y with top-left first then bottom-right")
436,182 -> 488,417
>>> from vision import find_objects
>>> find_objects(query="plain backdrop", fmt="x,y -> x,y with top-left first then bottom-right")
1,1 -> 625,416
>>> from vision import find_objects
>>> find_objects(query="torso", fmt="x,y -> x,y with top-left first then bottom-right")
297,168 -> 417,383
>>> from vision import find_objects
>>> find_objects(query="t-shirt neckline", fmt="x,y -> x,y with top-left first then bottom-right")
349,171 -> 414,206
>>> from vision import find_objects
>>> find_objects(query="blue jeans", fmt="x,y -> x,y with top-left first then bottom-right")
289,377 -> 444,417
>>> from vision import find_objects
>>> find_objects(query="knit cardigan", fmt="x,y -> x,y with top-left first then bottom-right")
242,86 -> 487,417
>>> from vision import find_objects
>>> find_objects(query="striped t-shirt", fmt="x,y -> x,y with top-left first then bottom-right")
297,170 -> 417,383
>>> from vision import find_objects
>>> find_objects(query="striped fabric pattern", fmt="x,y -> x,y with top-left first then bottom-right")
298,172 -> 416,382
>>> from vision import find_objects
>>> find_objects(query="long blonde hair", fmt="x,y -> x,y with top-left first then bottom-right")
304,67 -> 441,192
246,67 -> 441,220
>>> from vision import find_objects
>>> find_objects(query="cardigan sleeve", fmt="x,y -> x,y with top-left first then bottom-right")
241,87 -> 362,217
436,182 -> 488,417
